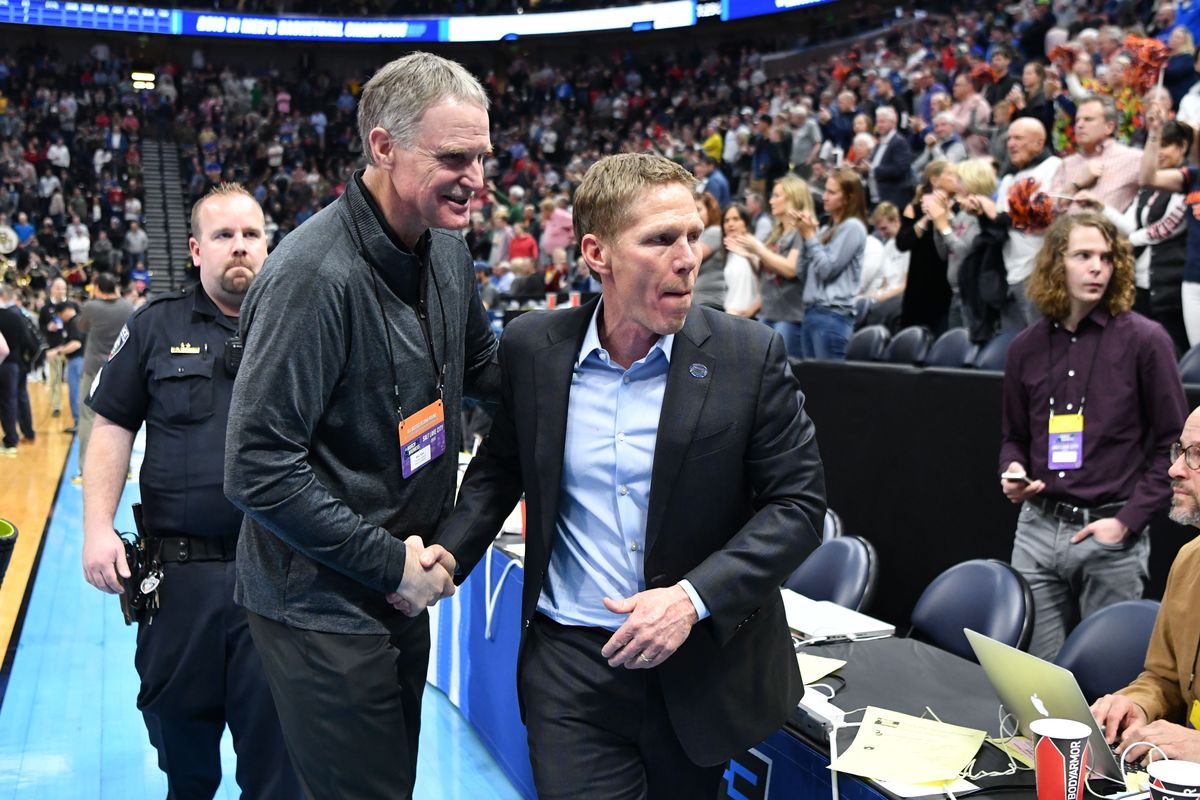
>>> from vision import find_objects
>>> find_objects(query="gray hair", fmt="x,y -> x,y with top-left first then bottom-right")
357,52 -> 489,165
934,111 -> 956,126
875,105 -> 898,122
1078,94 -> 1119,125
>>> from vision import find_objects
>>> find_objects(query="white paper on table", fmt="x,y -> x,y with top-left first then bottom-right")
829,705 -> 986,784
797,652 -> 846,685
874,778 -> 979,797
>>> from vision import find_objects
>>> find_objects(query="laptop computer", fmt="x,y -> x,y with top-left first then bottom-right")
780,589 -> 895,642
964,628 -> 1124,781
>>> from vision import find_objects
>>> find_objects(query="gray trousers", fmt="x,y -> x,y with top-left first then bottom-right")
1011,501 -> 1150,661
1000,278 -> 1040,332
77,368 -> 96,473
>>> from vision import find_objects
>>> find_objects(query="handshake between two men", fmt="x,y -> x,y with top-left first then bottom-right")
385,536 -> 458,617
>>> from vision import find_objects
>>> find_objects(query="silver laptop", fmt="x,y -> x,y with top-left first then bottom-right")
964,628 -> 1124,781
780,589 -> 894,642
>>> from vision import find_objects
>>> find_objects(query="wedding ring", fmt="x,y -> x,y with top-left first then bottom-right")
638,653 -> 653,663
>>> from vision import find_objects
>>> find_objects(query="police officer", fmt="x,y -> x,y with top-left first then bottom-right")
80,183 -> 299,799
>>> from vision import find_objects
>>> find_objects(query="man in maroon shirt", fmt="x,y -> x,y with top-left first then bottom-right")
999,212 -> 1187,660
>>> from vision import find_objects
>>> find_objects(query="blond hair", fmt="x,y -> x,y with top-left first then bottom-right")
358,52 -> 489,165
956,159 -> 997,197
869,202 -> 900,225
190,182 -> 258,237
767,174 -> 815,247
572,153 -> 696,247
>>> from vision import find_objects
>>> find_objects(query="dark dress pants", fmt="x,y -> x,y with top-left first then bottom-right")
0,362 -> 19,447
522,614 -> 724,800
135,560 -> 299,800
246,609 -> 430,800
15,369 -> 32,439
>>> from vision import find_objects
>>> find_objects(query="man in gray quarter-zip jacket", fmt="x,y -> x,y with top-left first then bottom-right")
224,52 -> 499,800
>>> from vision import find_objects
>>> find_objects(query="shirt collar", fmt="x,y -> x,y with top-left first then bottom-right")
577,299 -> 675,367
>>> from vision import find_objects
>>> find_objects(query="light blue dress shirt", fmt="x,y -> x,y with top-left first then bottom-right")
537,302 -> 709,631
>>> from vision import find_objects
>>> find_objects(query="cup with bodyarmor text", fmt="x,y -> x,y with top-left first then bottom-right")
1030,718 -> 1091,800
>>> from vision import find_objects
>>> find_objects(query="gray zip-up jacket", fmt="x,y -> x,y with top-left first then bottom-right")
225,173 -> 499,634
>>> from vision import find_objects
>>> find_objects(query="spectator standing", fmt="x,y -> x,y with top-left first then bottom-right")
74,273 -> 132,477
1140,108 -> 1200,346
721,204 -> 762,318
508,222 -> 539,262
730,176 -> 813,358
0,284 -> 34,454
864,106 -> 914,209
743,189 -> 774,242
537,197 -> 574,262
897,160 -> 957,333
122,220 -> 148,272
858,202 -> 910,329
933,159 -> 998,333
695,154 -> 731,211
1054,96 -> 1143,214
789,105 -> 823,179
796,168 -> 868,359
38,277 -> 78,420
912,112 -> 968,176
693,192 -> 726,310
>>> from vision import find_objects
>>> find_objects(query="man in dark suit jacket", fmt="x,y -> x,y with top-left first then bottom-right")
418,153 -> 826,798
865,106 -> 914,210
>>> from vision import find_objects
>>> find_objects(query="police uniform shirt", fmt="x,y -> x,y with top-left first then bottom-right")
87,284 -> 242,539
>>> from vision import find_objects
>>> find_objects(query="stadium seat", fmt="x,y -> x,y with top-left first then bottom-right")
783,536 -> 878,612
974,330 -> 1020,371
925,328 -> 979,368
882,325 -> 933,365
1055,600 -> 1160,703
909,559 -> 1034,662
845,325 -> 890,362
822,508 -> 843,542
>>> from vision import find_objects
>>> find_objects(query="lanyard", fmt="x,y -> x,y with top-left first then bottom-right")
1046,317 -> 1107,419
352,208 -> 447,424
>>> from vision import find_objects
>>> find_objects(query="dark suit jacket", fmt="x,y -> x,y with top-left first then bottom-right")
436,300 -> 826,766
872,134 -> 914,210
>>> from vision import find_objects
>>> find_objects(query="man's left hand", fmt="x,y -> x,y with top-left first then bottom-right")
1070,517 -> 1130,546
601,585 -> 698,670
1119,720 -> 1200,763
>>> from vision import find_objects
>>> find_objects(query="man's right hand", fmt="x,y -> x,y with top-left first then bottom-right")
1091,693 -> 1148,746
82,525 -> 130,594
385,536 -> 455,617
1000,461 -> 1046,504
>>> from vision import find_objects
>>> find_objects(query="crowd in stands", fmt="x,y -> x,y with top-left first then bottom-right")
0,39 -> 158,300
5,0 -> 1200,366
149,0 -> 1200,360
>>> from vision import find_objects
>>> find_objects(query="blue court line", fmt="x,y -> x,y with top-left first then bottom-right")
0,440 -> 522,799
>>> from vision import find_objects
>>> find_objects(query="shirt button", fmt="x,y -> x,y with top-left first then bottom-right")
1068,369 -> 1075,377
622,376 -> 630,384
1066,403 -> 1073,410
617,432 -> 625,442
1071,337 -> 1077,343
618,485 -> 629,496
630,542 -> 639,552
1058,471 -> 1066,478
